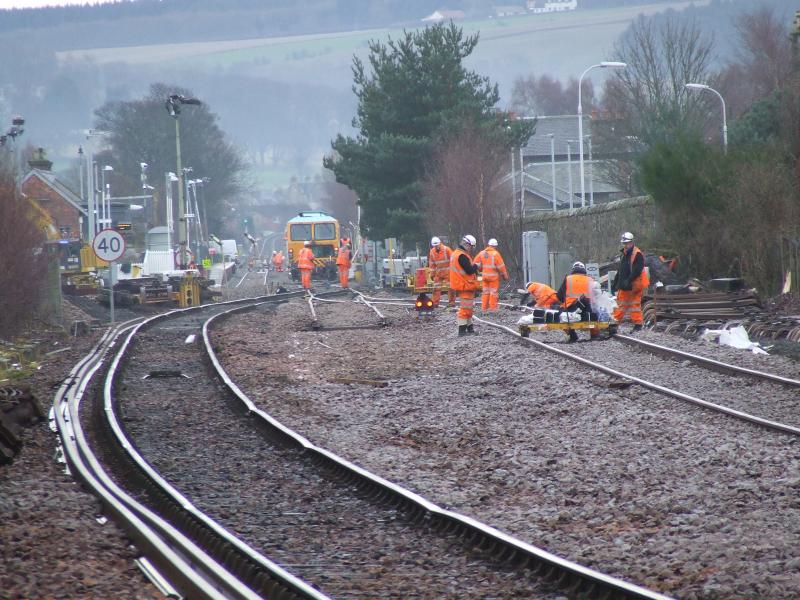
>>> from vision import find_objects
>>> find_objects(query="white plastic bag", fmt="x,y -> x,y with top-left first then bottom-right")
701,325 -> 768,355
517,314 -> 534,325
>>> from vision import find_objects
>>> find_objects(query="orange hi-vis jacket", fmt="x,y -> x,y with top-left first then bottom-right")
629,246 -> 650,289
449,249 -> 478,292
563,273 -> 592,308
298,246 -> 315,270
527,282 -> 558,307
428,244 -> 452,277
474,247 -> 508,281
336,246 -> 351,268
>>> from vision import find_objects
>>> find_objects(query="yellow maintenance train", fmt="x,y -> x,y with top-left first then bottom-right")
285,211 -> 341,281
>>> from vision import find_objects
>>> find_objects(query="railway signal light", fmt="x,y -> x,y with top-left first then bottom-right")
415,293 -> 434,313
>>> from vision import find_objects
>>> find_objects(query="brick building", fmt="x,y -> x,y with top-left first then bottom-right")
20,149 -> 86,241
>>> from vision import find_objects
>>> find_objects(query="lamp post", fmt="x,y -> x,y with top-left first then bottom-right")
566,140 -> 574,209
165,93 -> 202,269
546,133 -> 556,212
685,83 -> 728,153
578,61 -> 626,207
101,165 -> 113,228
165,172 -> 179,248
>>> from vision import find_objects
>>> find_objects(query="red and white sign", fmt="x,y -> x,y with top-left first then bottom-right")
92,229 -> 126,262
208,247 -> 217,255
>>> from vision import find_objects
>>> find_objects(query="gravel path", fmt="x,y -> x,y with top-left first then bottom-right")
214,292 -> 800,600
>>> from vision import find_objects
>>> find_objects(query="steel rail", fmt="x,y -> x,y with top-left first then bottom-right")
52,319 -> 240,600
613,334 -> 800,388
350,290 -> 387,322
204,301 -> 673,600
476,317 -> 800,437
104,295 -> 330,600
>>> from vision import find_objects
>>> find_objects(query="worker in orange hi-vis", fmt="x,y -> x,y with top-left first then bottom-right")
523,281 -> 559,308
336,239 -> 352,288
449,234 -> 481,336
428,236 -> 454,307
274,250 -> 285,271
297,240 -> 315,290
612,232 -> 649,332
473,238 -> 509,310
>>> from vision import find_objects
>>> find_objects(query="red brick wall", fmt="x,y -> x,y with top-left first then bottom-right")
22,176 -> 82,240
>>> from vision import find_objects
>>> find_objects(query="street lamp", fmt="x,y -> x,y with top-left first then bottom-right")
101,165 -> 113,228
546,133 -> 556,212
685,83 -> 728,153
165,93 -> 202,269
578,61 -> 626,207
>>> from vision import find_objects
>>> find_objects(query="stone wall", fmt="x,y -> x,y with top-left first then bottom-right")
523,196 -> 657,264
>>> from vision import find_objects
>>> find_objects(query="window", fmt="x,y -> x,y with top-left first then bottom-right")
290,224 -> 312,240
314,222 -> 336,241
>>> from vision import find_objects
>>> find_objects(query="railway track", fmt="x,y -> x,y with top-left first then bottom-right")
477,313 -> 800,436
54,290 -> 672,600
212,291 -> 800,599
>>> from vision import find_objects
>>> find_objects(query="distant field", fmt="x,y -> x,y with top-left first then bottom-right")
58,0 -> 709,92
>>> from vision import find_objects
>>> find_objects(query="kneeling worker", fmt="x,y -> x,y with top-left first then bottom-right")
450,234 -> 481,336
523,281 -> 559,308
556,261 -> 597,342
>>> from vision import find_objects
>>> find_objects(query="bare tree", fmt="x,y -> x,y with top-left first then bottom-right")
0,167 -> 49,337
423,121 -> 523,279
509,73 -> 594,116
596,16 -> 716,194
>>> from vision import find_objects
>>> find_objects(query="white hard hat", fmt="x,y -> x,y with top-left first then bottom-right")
571,261 -> 586,272
461,234 -> 476,246
431,236 -> 441,247
525,281 -> 535,289
272,250 -> 277,254
488,238 -> 498,247
304,240 -> 311,246
620,232 -> 634,243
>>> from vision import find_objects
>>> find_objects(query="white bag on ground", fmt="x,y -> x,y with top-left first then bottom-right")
701,325 -> 768,355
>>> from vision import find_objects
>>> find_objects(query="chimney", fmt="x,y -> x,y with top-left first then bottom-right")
28,147 -> 53,171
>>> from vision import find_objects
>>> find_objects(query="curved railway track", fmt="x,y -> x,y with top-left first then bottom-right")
211,290 -> 800,599
54,290 -> 670,600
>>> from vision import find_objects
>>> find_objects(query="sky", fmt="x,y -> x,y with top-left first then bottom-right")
2,1 -> 100,8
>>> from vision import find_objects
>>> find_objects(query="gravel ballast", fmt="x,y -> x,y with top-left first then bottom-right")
213,292 -> 800,600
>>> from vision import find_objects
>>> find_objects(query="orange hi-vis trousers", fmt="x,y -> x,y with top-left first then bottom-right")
613,288 -> 643,324
431,272 -> 454,306
338,266 -> 349,288
300,269 -> 312,290
456,291 -> 475,325
481,277 -> 500,310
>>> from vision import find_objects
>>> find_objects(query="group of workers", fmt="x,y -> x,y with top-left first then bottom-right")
296,237 -> 353,290
430,231 -> 647,338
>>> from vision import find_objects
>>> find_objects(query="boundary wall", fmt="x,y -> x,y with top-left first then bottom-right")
523,196 -> 657,265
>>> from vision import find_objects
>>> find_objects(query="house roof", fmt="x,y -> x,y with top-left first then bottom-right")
422,10 -> 466,21
519,115 -> 593,159
21,169 -> 88,216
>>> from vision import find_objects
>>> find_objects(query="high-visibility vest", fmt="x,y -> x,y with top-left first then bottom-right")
298,247 -> 314,270
475,247 -> 508,280
336,246 -> 351,268
428,244 -> 452,276
449,249 -> 478,292
527,282 -> 558,307
630,246 -> 650,287
564,273 -> 591,308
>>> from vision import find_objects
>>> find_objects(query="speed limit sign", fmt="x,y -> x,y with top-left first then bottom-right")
92,229 -> 126,262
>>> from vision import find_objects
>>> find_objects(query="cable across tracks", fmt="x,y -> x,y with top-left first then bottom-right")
476,315 -> 800,437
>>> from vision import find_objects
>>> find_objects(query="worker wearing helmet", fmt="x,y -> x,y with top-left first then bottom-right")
523,281 -> 559,309
450,234 -> 481,336
298,240 -> 314,290
336,239 -> 352,288
428,236 -> 454,307
274,250 -> 284,271
556,261 -> 597,342
612,232 -> 649,331
473,238 -> 509,311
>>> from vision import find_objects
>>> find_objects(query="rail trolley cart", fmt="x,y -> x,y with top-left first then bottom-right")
518,309 -> 618,340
